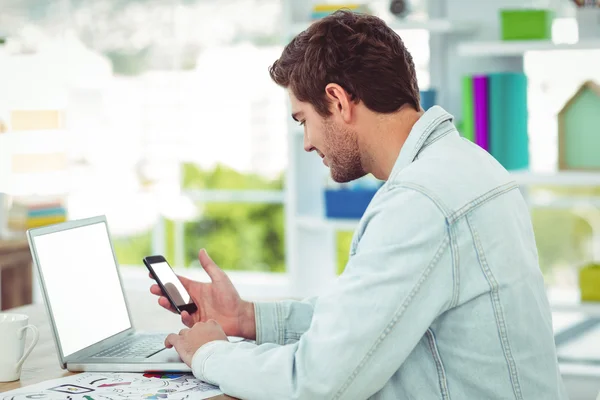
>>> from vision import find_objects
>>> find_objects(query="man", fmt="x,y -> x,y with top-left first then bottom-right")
151,10 -> 567,399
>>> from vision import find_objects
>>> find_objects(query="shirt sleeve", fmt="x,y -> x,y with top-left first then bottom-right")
253,297 -> 317,345
191,186 -> 455,400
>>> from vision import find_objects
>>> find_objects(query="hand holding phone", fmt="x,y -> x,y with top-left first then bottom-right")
143,255 -> 198,314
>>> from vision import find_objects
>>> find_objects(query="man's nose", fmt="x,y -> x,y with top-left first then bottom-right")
303,131 -> 314,153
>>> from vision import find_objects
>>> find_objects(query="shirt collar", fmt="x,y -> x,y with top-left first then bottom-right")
388,105 -> 454,181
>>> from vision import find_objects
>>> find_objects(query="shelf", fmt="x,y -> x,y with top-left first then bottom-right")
510,170 -> 600,187
290,18 -> 477,37
296,216 -> 359,231
293,172 -> 600,233
458,39 -> 600,57
388,18 -> 477,33
183,189 -> 285,204
549,288 -> 600,317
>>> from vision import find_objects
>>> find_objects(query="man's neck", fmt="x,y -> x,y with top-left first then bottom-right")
360,107 -> 423,181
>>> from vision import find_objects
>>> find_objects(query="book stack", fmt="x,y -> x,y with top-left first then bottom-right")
311,3 -> 371,20
461,72 -> 529,171
7,198 -> 67,231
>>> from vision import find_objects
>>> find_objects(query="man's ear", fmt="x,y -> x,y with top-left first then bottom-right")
325,83 -> 353,124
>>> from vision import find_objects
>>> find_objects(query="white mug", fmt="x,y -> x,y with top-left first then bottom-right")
0,313 -> 39,382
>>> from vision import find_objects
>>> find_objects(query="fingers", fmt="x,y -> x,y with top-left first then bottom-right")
151,277 -> 191,303
150,284 -> 163,296
198,249 -> 227,283
181,311 -> 194,328
158,297 -> 177,314
165,333 -> 179,349
156,299 -> 195,326
151,281 -> 177,314
166,328 -> 191,349
152,285 -> 190,318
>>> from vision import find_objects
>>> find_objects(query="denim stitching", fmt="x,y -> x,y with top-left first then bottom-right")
255,304 -> 262,345
418,126 -> 455,153
332,234 -> 451,399
426,329 -> 451,400
466,215 -> 524,400
286,332 -> 303,343
448,222 -> 460,308
374,183 -> 458,305
406,114 -> 448,161
387,182 -> 451,218
389,113 -> 452,182
448,182 -> 518,223
276,302 -> 285,345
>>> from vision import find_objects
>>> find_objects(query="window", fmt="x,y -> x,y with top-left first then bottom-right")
173,163 -> 284,272
1,0 -> 287,273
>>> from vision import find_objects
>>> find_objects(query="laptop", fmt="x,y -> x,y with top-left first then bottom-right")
27,215 -> 191,372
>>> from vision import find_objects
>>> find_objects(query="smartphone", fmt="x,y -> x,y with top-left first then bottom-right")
143,255 -> 198,314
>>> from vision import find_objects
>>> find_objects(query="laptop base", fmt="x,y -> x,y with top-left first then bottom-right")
67,344 -> 192,372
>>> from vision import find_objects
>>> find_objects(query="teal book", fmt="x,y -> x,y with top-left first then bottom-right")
461,76 -> 475,142
28,207 -> 66,218
488,72 -> 529,170
311,11 -> 333,19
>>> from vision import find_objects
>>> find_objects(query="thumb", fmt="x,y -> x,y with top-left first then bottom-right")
198,249 -> 227,283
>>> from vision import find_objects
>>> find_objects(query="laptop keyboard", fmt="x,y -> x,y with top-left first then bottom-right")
92,333 -> 166,359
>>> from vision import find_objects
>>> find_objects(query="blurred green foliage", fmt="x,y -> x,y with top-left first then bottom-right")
182,163 -> 283,191
113,231 -> 152,266
113,163 -> 285,272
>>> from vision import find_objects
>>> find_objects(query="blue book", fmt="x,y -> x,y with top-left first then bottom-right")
488,72 -> 529,170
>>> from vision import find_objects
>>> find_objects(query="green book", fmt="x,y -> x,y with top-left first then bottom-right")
461,75 -> 475,142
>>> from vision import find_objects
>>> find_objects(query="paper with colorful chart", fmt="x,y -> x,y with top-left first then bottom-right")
2,372 -> 222,400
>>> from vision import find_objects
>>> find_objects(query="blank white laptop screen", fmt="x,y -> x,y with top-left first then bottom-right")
33,222 -> 131,357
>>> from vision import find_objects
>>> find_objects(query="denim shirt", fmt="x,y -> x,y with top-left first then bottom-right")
191,106 -> 568,400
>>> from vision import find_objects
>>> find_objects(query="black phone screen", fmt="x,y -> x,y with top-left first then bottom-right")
150,261 -> 192,306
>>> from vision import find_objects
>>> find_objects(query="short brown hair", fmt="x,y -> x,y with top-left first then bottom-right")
269,10 -> 420,117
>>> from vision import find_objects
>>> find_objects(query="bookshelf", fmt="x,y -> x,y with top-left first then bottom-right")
281,0 -> 600,299
0,47 -> 69,239
458,39 -> 600,57
295,216 -> 359,232
290,18 -> 478,37
511,170 -> 600,187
